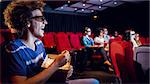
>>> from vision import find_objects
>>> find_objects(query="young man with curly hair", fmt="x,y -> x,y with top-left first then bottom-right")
2,0 -> 99,84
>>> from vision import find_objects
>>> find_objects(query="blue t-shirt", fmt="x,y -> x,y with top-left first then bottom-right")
5,39 -> 46,78
82,35 -> 94,47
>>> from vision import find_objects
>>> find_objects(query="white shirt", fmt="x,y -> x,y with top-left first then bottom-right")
94,36 -> 104,47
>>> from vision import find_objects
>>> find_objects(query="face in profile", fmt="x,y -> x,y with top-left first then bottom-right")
135,33 -> 140,40
30,9 -> 48,37
114,31 -> 118,37
99,30 -> 104,36
103,28 -> 108,35
86,28 -> 91,36
130,31 -> 135,39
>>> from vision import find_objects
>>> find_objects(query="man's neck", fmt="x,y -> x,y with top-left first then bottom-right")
21,30 -> 37,47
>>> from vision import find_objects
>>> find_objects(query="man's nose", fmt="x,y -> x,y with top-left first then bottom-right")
43,19 -> 48,24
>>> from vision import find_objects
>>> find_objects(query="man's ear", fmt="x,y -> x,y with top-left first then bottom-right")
85,31 -> 87,34
27,24 -> 31,28
27,21 -> 31,28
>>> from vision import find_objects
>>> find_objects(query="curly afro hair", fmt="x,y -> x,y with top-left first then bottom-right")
3,0 -> 45,37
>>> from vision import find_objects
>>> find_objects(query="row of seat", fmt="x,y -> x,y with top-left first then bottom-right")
41,32 -> 146,82
0,29 -> 149,47
41,31 -> 149,52
0,29 -> 149,83
42,32 -> 150,83
41,32 -> 84,53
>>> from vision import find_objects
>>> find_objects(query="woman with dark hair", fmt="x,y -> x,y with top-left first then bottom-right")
94,28 -> 105,47
82,27 -> 95,69
82,27 -> 94,48
111,31 -> 122,41
123,30 -> 131,41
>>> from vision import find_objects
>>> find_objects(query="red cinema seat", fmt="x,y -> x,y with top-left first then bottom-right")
139,37 -> 146,45
110,36 -> 122,43
110,39 -> 116,43
123,41 -> 137,82
76,32 -> 83,40
66,32 -> 74,36
55,32 -> 72,52
110,41 -> 125,78
0,29 -> 17,45
69,33 -> 85,50
43,32 -> 56,48
0,32 -> 5,45
110,41 -> 137,82
145,37 -> 150,45
115,36 -> 122,41
89,33 -> 94,39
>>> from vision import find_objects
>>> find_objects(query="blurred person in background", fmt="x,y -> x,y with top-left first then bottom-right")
103,27 -> 110,52
94,28 -> 113,71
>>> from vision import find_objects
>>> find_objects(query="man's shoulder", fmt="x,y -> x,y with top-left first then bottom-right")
5,39 -> 24,53
83,36 -> 88,39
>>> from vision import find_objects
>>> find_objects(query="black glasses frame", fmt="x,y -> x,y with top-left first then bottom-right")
86,30 -> 91,32
31,16 -> 45,22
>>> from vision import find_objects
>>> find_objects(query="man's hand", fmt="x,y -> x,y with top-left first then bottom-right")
61,50 -> 70,62
53,50 -> 70,68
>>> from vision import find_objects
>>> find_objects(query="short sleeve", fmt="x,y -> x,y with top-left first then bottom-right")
5,44 -> 27,76
82,36 -> 90,47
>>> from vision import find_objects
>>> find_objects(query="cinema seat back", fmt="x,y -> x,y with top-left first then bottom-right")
69,33 -> 84,50
110,41 -> 125,78
43,32 -> 56,48
55,32 -> 72,52
124,41 -> 137,82
135,46 -> 150,73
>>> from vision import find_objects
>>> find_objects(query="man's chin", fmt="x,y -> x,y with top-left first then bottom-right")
40,34 -> 44,37
36,34 -> 44,38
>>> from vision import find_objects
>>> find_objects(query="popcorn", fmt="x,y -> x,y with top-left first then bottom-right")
41,55 -> 55,68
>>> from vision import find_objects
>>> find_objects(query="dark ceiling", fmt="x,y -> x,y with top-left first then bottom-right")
44,0 -> 146,14
0,0 -> 148,14
45,1 -> 78,10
